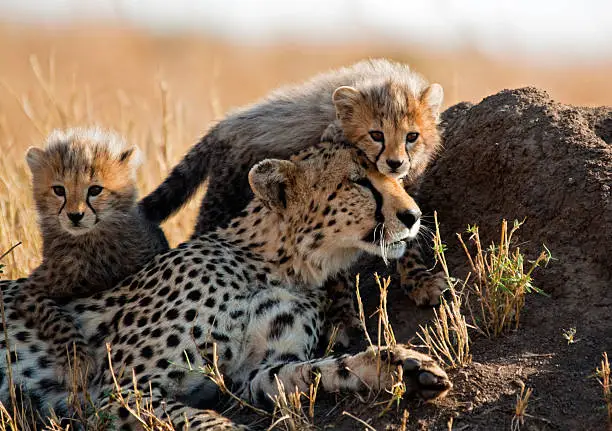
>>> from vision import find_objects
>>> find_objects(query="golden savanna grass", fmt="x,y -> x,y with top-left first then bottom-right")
595,352 -> 611,429
417,212 -> 471,369
2,22 -> 612,277
0,52 -> 202,278
511,382 -> 534,431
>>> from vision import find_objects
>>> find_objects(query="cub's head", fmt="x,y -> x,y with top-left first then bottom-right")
332,79 -> 443,182
26,128 -> 141,236
248,143 -> 422,279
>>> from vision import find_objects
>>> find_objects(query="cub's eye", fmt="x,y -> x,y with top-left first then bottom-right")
368,131 -> 385,143
52,186 -> 65,197
88,186 -> 103,197
405,132 -> 420,144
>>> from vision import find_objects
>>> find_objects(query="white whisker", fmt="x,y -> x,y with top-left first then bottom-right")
371,223 -> 383,246
379,223 -> 389,266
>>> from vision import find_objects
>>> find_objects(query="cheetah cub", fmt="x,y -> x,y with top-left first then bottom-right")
16,127 -> 168,384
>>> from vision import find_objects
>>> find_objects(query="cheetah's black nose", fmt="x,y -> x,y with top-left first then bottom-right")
386,159 -> 404,170
68,212 -> 85,224
397,209 -> 421,230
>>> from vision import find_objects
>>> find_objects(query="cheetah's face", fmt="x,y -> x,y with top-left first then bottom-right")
26,130 -> 141,235
332,82 -> 443,179
249,144 -> 421,262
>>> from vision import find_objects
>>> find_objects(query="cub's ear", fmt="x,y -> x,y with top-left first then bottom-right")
25,147 -> 47,174
248,159 -> 297,211
118,146 -> 143,171
421,83 -> 444,119
332,86 -> 362,118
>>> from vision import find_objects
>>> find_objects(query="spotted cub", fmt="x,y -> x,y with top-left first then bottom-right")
15,127 -> 168,384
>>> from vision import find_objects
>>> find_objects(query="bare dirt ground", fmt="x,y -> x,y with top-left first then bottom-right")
231,88 -> 611,430
415,87 -> 611,431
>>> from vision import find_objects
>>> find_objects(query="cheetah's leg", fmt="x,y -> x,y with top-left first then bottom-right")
239,290 -> 450,407
247,345 -> 451,408
396,246 -> 447,306
322,273 -> 360,349
15,289 -> 94,386
101,386 -> 248,431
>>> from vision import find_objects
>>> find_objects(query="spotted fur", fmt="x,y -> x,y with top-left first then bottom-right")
1,142 -> 450,430
14,128 -> 168,386
139,58 -> 443,231
138,58 -> 446,309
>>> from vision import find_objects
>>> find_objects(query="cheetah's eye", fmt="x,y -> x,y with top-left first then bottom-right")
52,186 -> 65,197
368,131 -> 384,143
88,186 -> 103,197
405,132 -> 420,144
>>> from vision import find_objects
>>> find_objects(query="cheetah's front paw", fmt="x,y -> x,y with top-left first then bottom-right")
380,345 -> 452,401
405,271 -> 447,307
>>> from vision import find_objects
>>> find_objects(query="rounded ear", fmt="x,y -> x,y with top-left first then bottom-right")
248,159 -> 297,211
332,86 -> 361,118
25,147 -> 46,174
118,146 -> 143,171
421,83 -> 444,119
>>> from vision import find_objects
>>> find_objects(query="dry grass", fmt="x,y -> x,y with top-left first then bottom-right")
511,382 -> 533,431
0,248 -> 34,431
417,212 -> 472,369
341,411 -> 377,430
1,21 -> 611,276
267,375 -> 319,431
105,343 -> 176,431
595,352 -> 611,429
0,53 -> 201,280
458,219 -> 551,338
198,344 -> 269,418
417,216 -> 552,367
355,274 -> 408,417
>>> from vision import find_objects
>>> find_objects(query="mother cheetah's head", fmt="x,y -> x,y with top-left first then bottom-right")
247,142 -> 421,276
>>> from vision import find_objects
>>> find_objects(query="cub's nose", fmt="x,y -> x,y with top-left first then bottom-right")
386,159 -> 404,170
397,209 -> 421,230
68,212 -> 85,225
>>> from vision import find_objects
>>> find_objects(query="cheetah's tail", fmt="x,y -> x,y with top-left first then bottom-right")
138,128 -> 217,224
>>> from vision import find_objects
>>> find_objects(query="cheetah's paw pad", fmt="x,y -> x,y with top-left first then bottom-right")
380,346 -> 452,401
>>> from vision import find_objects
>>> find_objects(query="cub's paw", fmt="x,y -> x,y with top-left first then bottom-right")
380,345 -> 452,401
405,271 -> 447,307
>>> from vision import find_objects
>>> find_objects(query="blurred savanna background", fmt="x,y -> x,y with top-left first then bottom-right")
1,0 -> 611,279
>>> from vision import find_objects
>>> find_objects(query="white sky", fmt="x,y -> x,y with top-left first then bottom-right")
1,0 -> 611,64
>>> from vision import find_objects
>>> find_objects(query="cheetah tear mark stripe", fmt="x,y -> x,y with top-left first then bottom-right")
356,178 -> 385,242
86,196 -> 98,224
57,196 -> 66,216
374,140 -> 386,164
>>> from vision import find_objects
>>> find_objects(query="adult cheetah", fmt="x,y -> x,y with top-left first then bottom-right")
139,59 -> 446,308
0,142 -> 451,430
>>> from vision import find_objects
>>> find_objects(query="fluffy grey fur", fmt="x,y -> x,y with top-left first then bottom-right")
139,58 -> 435,235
